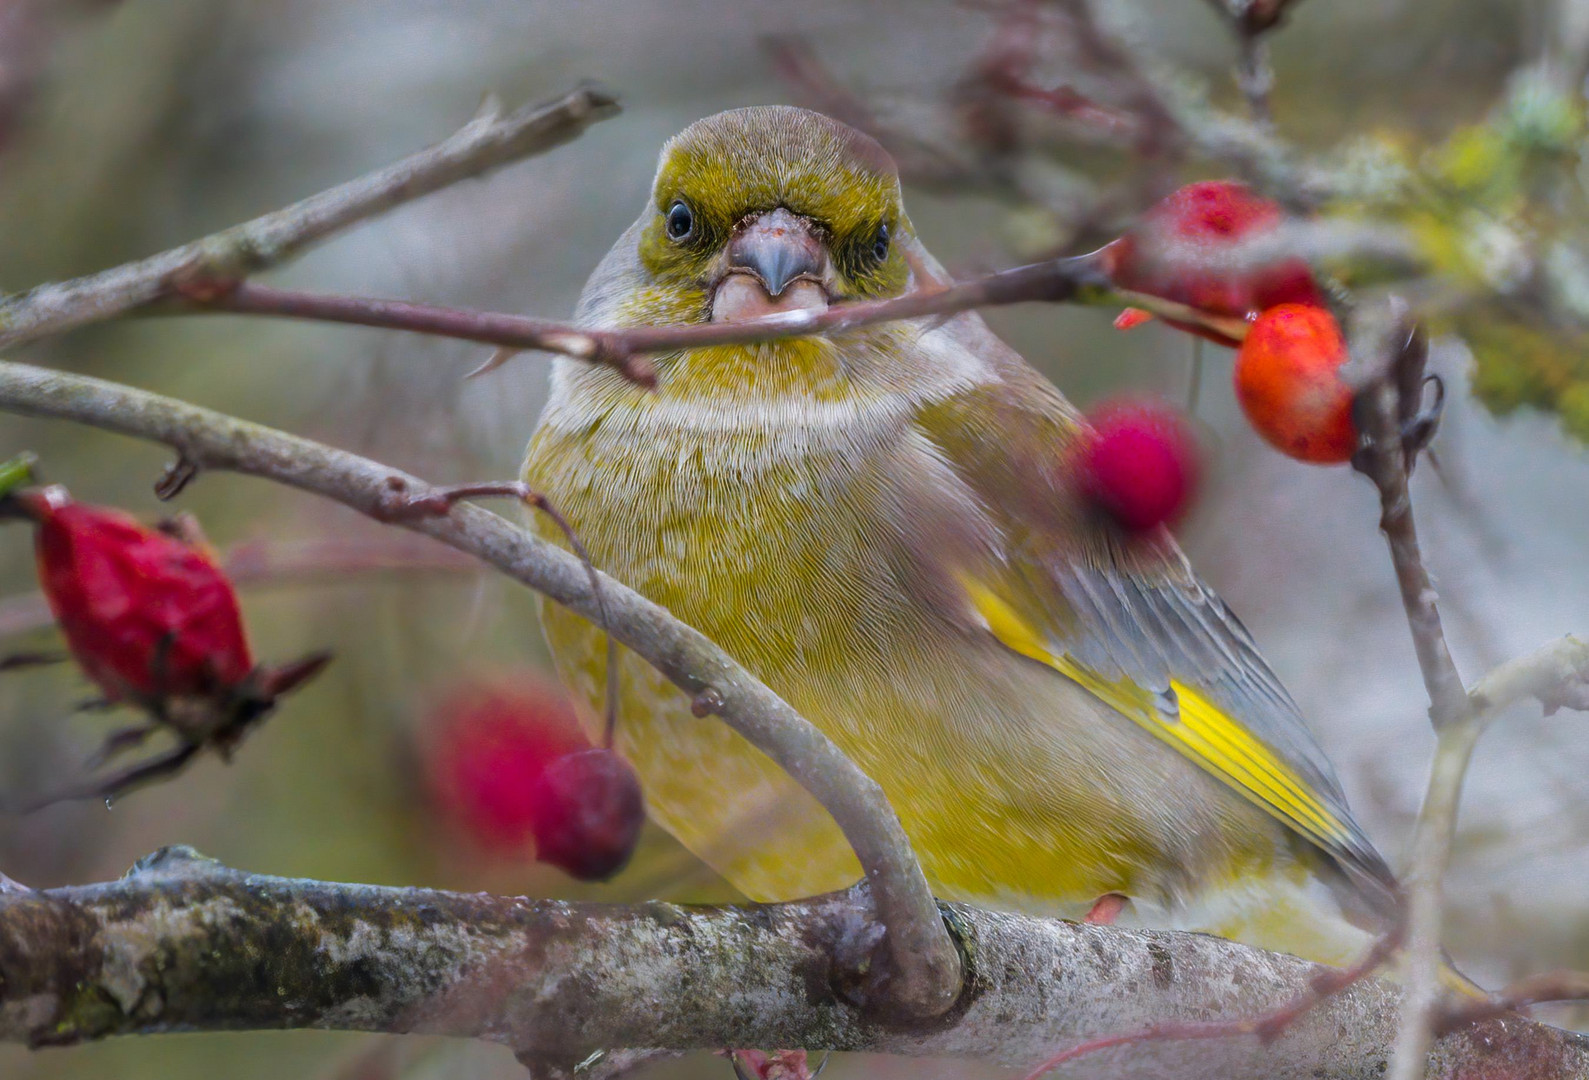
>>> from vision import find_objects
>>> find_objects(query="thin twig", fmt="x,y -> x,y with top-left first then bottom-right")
180,258 -> 1237,378
762,35 -> 1007,193
209,262 -> 1106,367
0,358 -> 963,1022
1048,0 -> 1187,158
1233,35 -> 1276,125
1467,634 -> 1589,719
1347,307 -> 1468,728
1385,719 -> 1482,1080
375,481 -> 620,751
1341,311 -> 1589,1080
0,84 -> 619,351
1020,927 -> 1402,1080
1391,636 -> 1589,1057
1345,303 -> 1474,1080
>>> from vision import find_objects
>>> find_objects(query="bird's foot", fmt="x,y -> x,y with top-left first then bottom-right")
1083,893 -> 1128,925
725,1049 -> 830,1080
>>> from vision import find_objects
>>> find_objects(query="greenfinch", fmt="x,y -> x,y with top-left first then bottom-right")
523,106 -> 1398,966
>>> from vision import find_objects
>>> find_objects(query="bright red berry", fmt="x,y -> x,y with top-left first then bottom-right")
1234,304 -> 1358,464
1077,400 -> 1201,532
527,747 -> 644,882
24,487 -> 252,702
426,679 -> 590,853
1102,180 -> 1325,343
425,678 -> 644,879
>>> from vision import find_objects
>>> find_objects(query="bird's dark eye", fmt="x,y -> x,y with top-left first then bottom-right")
871,222 -> 891,262
665,200 -> 695,241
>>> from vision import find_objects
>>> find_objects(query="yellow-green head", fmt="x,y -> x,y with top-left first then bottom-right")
637,105 -> 911,311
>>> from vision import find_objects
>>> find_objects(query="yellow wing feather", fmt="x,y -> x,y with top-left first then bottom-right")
961,575 -> 1357,856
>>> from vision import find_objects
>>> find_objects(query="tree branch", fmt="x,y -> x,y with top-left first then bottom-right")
1337,305 -> 1589,1080
1345,307 -> 1472,1080
1348,311 -> 1468,729
188,257 -> 1113,379
0,358 -> 961,1021
0,84 -> 619,351
2,847 -> 1586,1079
1468,634 -> 1589,719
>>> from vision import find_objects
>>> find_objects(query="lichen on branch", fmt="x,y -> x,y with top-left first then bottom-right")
2,846 -> 1583,1079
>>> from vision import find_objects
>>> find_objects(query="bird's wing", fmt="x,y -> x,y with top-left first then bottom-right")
912,325 -> 1398,916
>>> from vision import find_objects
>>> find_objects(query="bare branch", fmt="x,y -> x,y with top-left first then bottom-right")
1468,634 -> 1589,719
0,84 -> 620,351
1435,970 -> 1589,1035
175,219 -> 1421,377
2,847 -> 1585,1079
0,358 -> 961,1021
1345,305 -> 1475,1080
1340,307 -> 1589,1080
762,36 -> 1012,194
1347,305 -> 1468,729
189,259 -> 1110,379
1387,719 -> 1483,1080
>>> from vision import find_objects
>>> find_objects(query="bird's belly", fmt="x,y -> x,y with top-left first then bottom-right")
524,421 -> 1279,913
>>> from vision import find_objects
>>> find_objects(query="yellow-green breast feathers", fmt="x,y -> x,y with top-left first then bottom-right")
523,105 -> 1397,967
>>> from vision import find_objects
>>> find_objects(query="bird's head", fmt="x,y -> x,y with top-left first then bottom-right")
636,106 -> 911,324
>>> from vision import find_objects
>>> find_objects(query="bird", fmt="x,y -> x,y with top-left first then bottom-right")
522,104 -> 1400,968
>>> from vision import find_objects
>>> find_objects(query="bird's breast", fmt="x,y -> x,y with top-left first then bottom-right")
522,379 -> 1289,916
526,394 -> 931,683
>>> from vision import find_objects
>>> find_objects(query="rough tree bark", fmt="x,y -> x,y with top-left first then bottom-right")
3,846 -> 1587,1079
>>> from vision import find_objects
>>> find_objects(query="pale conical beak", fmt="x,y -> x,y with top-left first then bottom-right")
725,207 -> 825,297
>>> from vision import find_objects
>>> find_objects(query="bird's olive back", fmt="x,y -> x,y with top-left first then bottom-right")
638,105 -> 910,299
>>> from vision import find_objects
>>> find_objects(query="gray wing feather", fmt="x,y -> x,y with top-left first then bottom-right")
1035,557 -> 1400,914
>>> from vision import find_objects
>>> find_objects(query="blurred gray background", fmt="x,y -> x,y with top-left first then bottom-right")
0,1 -> 1584,1077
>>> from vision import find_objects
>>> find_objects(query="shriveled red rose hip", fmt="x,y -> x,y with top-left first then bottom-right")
3,483 -> 329,808
25,487 -> 253,702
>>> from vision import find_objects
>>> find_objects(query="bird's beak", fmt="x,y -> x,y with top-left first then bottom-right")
711,208 -> 831,323
726,207 -> 828,297
726,207 -> 825,296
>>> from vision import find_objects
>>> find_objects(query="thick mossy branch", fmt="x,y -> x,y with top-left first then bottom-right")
1,848 -> 1586,1079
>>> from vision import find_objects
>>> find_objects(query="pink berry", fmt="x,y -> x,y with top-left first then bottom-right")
1076,400 -> 1201,532
528,747 -> 644,881
425,679 -> 588,853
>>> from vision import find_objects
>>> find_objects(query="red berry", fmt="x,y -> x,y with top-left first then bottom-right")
25,488 -> 253,702
1234,304 -> 1357,464
1077,400 -> 1201,532
425,679 -> 589,853
1102,180 -> 1324,343
527,747 -> 644,881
